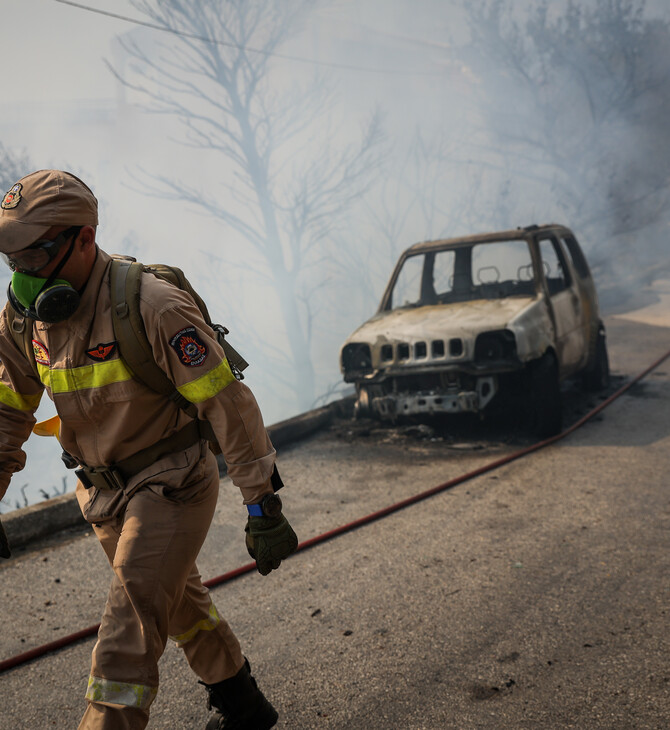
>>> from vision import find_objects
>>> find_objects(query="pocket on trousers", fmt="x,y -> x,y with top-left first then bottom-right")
131,441 -> 214,504
76,480 -> 129,524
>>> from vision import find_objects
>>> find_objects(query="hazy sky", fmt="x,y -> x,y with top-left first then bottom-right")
0,0 -> 450,101
0,0 -> 453,249
1,1 -> 129,102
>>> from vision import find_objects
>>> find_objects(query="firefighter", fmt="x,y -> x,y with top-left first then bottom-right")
0,170 -> 297,730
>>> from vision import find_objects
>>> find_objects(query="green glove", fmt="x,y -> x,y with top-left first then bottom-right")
245,514 -> 298,575
0,518 -> 11,559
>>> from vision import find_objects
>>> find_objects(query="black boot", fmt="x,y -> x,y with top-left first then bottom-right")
202,658 -> 278,730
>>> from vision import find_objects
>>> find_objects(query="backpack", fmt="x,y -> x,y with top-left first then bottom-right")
7,256 -> 249,450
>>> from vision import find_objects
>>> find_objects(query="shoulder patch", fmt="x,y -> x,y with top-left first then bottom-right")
86,342 -> 117,362
32,340 -> 49,366
169,326 -> 208,367
1,183 -> 23,210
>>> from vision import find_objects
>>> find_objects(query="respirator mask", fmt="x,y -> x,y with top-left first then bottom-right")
3,226 -> 82,323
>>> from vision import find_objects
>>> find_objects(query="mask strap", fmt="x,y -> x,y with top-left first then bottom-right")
33,236 -> 77,300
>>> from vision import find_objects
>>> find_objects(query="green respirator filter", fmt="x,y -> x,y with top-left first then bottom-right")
11,271 -> 79,323
11,271 -> 55,310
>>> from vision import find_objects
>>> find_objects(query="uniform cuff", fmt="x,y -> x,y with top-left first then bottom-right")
240,479 -> 274,506
226,449 -> 276,489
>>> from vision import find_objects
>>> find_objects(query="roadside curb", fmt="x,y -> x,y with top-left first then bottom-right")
3,396 -> 354,551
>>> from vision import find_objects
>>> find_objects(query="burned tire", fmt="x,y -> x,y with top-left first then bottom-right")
582,327 -> 610,391
528,352 -> 562,438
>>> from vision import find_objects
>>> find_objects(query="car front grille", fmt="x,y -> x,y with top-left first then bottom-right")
380,338 -> 464,364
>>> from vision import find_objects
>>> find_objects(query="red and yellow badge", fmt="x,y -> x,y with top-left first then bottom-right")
169,326 -> 208,367
32,339 -> 50,366
86,342 -> 117,362
1,183 -> 23,210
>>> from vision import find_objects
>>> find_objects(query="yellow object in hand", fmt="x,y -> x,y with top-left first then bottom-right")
33,414 -> 61,438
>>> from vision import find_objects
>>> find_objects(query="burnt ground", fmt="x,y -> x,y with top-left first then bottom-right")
328,370 -> 627,452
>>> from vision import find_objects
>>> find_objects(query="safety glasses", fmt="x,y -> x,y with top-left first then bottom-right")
1,226 -> 82,274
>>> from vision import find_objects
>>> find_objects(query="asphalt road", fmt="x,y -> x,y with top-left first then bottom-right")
1,288 -> 669,729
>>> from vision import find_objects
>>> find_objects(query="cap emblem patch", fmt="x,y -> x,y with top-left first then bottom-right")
1,183 -> 23,210
86,342 -> 117,362
32,340 -> 50,366
169,326 -> 208,367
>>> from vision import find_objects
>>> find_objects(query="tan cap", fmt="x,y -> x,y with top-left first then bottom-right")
0,169 -> 98,254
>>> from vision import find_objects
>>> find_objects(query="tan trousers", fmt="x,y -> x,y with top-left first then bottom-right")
77,450 -> 244,730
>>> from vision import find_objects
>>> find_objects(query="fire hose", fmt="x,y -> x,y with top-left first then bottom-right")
1,346 -> 669,675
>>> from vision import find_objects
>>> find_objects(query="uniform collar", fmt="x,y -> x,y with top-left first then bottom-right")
37,247 -> 112,339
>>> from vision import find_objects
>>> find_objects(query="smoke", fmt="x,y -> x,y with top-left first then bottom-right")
1,0 -> 669,510
437,0 -> 670,309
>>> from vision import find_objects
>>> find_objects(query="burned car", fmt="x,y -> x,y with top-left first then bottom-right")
340,224 -> 609,436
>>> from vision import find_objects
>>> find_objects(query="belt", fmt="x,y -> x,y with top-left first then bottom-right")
75,420 -> 206,491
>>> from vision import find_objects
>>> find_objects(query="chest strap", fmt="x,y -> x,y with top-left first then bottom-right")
75,420 -> 205,491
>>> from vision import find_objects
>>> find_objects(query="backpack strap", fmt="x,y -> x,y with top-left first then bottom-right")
6,306 -> 39,379
110,259 -> 203,419
109,258 -> 220,449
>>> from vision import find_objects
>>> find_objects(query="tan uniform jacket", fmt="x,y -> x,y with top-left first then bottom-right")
0,248 -> 275,512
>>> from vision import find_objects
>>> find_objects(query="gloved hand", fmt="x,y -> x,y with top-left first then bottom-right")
245,514 -> 298,575
0,518 -> 11,559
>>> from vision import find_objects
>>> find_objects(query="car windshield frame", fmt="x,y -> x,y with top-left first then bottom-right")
379,238 -> 539,312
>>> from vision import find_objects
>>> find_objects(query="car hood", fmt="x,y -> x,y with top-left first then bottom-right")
346,297 -> 537,344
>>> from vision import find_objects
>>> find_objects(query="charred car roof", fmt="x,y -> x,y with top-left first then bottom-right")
403,224 -> 567,254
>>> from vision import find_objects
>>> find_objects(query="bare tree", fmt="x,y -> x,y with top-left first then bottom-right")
0,144 -> 33,295
457,0 -> 670,270
0,143 -> 31,192
330,126 -> 491,318
109,0 -> 385,411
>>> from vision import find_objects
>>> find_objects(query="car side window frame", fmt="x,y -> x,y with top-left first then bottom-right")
537,234 -> 573,296
561,233 -> 592,280
381,251 -> 425,311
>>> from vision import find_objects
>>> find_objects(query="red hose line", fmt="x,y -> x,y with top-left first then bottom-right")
2,345 -> 669,675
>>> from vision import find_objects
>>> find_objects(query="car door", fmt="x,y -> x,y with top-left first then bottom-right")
560,232 -> 599,364
536,234 -> 586,373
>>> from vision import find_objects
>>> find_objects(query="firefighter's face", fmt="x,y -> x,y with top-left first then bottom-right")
3,226 -> 80,276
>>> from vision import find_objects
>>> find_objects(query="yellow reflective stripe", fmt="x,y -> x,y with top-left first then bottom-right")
0,382 -> 42,412
169,602 -> 221,647
85,675 -> 157,710
37,359 -> 133,394
176,359 -> 235,404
